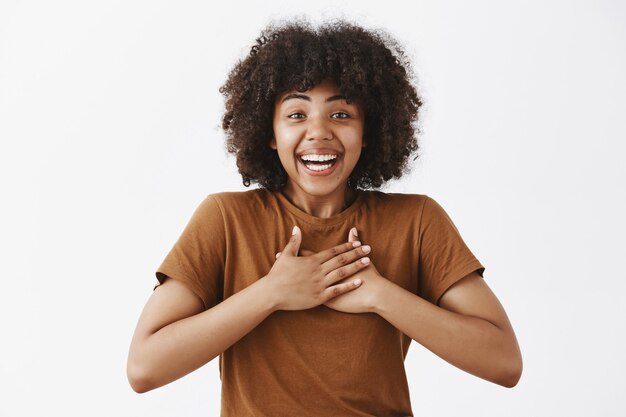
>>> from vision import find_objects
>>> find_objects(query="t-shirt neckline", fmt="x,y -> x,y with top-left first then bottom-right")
273,189 -> 365,227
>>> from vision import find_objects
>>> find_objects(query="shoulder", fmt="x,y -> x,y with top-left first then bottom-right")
184,189 -> 277,233
361,190 -> 431,213
205,188 -> 278,217
206,188 -> 268,204
359,191 -> 453,231
366,191 -> 450,215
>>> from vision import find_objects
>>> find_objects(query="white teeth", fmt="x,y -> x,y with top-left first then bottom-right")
300,154 -> 338,162
305,163 -> 333,171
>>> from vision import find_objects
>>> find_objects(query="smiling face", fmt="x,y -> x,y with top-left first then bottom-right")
271,80 -> 365,205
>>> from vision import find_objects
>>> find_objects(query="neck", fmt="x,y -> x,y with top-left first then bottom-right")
281,183 -> 356,218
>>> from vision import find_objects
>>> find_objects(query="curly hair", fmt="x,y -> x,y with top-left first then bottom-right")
219,19 -> 423,190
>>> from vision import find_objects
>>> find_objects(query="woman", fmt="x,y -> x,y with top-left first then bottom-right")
127,19 -> 522,416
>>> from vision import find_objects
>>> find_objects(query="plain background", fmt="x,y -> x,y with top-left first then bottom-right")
1,0 -> 624,416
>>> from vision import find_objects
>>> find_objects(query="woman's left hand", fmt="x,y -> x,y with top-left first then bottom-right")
274,228 -> 390,314
321,228 -> 389,314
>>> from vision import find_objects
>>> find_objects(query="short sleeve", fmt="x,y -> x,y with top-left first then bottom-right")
154,195 -> 226,310
417,196 -> 485,305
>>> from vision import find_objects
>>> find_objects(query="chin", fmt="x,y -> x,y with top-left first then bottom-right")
301,181 -> 345,197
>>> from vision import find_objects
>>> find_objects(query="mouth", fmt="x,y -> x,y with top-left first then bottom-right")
297,151 -> 341,176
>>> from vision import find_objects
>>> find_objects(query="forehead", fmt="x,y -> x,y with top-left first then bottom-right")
275,80 -> 346,104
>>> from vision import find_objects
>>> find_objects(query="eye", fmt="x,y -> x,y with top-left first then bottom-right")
331,112 -> 350,119
288,112 -> 305,119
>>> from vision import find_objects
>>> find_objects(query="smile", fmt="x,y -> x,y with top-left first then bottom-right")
297,153 -> 341,175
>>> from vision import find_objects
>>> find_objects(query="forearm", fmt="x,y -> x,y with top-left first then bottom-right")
132,277 -> 277,392
373,281 -> 522,387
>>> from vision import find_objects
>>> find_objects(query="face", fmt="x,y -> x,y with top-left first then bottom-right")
271,80 -> 365,200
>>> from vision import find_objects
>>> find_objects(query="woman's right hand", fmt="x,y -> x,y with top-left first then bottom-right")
265,226 -> 371,311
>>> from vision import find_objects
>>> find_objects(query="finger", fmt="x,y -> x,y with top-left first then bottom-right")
321,244 -> 370,275
348,227 -> 358,243
315,240 -> 362,264
283,226 -> 302,256
323,277 -> 363,301
277,248 -> 313,259
325,256 -> 370,285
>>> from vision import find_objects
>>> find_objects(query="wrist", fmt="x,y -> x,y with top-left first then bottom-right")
371,278 -> 397,315
253,275 -> 281,313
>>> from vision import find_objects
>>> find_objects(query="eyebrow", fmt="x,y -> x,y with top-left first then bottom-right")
281,93 -> 350,103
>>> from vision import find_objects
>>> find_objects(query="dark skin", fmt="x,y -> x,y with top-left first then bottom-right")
127,235 -> 371,393
127,81 -> 522,393
269,81 -> 521,387
279,227 -> 523,388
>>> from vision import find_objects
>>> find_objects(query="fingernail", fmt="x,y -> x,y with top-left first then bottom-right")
292,226 -> 298,235
352,228 -> 359,237
353,279 -> 362,286
361,257 -> 370,265
352,241 -> 362,247
362,245 -> 371,253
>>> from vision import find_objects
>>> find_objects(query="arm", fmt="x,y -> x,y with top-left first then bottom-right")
126,276 -> 276,393
325,229 -> 522,386
373,271 -> 523,387
127,229 -> 370,393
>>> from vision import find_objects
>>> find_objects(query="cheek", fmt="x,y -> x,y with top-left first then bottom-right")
350,149 -> 363,166
273,138 -> 299,170
274,130 -> 302,157
348,133 -> 365,156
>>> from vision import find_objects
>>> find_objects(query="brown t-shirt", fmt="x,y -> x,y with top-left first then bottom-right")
155,189 -> 485,416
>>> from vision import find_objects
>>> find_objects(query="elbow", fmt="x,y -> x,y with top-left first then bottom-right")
128,377 -> 152,394
127,359 -> 155,394
495,354 -> 523,388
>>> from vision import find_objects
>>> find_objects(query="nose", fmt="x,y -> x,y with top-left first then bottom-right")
305,115 -> 333,141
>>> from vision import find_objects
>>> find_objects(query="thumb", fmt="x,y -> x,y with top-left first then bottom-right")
283,225 -> 302,256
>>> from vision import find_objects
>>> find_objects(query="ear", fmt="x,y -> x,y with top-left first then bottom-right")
269,136 -> 277,150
